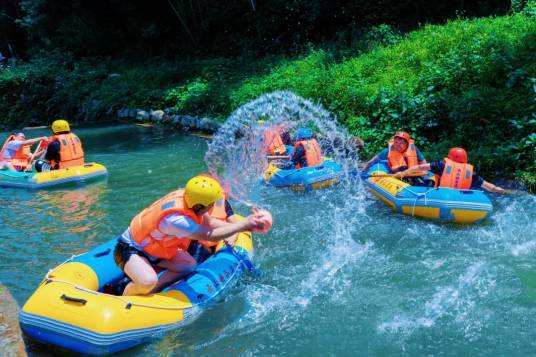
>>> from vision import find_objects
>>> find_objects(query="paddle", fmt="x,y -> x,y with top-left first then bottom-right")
24,139 -> 43,172
266,155 -> 290,160
362,172 -> 427,179
362,173 -> 395,178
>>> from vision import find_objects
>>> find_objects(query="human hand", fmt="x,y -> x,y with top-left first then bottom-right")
245,207 -> 273,234
495,186 -> 506,194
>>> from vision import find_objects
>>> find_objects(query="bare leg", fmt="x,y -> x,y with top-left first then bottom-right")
0,162 -> 17,171
122,255 -> 158,296
151,250 -> 197,293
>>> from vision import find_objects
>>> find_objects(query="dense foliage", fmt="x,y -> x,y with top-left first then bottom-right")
2,0 -> 509,58
0,1 -> 534,188
230,14 -> 536,182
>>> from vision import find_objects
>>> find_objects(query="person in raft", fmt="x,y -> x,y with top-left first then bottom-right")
258,120 -> 294,157
113,175 -> 273,296
279,128 -> 322,169
0,132 -> 48,171
34,119 -> 85,172
393,147 -> 506,194
363,131 -> 433,186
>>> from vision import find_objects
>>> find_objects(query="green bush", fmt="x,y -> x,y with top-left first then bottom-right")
230,14 -> 536,184
1,13 -> 535,190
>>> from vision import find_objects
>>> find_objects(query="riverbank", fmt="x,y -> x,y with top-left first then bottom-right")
0,12 -> 534,190
0,283 -> 27,357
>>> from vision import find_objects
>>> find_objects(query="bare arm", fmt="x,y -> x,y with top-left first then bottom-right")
394,163 -> 431,178
201,214 -> 231,228
481,181 -> 506,194
362,155 -> 379,170
21,137 -> 47,146
189,219 -> 252,242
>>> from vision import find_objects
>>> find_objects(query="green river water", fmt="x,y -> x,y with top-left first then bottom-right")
1,123 -> 536,356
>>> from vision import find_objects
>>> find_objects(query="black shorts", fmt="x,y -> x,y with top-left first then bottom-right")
113,239 -> 161,270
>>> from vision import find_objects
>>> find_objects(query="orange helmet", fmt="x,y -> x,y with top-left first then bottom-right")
394,131 -> 411,142
447,147 -> 468,163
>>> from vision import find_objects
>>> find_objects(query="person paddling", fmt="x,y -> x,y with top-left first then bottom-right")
278,128 -> 322,169
363,131 -> 432,186
0,132 -> 47,171
34,119 -> 85,172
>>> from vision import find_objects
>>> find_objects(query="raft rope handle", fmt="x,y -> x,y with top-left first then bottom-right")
43,255 -> 245,311
403,187 -> 433,216
401,186 -> 484,216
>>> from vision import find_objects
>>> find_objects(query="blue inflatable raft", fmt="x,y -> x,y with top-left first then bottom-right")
265,159 -> 342,191
0,163 -> 107,189
362,161 -> 493,224
20,230 -> 253,355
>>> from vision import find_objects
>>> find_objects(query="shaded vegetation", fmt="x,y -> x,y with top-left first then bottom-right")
2,0 -> 510,58
0,1 -> 534,189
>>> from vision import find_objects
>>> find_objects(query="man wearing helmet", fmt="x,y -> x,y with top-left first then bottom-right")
34,119 -> 85,172
363,131 -> 432,185
113,175 -> 272,296
363,131 -> 427,172
393,147 -> 506,193
279,128 -> 322,169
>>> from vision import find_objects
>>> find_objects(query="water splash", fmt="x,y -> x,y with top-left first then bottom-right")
202,91 -> 371,342
205,90 -> 362,205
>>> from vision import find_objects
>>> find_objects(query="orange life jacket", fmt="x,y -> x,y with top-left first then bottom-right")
199,195 -> 229,248
294,139 -> 322,168
438,158 -> 473,189
264,128 -> 287,155
387,139 -> 420,172
51,133 -> 84,169
129,189 -> 202,260
0,135 -> 31,170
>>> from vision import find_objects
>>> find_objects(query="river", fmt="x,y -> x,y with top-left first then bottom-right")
1,122 -> 536,356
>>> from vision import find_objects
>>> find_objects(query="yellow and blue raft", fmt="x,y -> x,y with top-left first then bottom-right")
0,163 -> 107,189
264,158 -> 342,191
362,161 -> 493,224
20,230 -> 254,355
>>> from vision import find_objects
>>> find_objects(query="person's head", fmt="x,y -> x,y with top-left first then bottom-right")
52,119 -> 70,134
13,132 -> 26,140
184,175 -> 224,215
295,128 -> 313,141
393,131 -> 410,153
447,147 -> 468,163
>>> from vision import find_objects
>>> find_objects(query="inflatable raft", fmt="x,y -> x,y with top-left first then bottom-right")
362,161 -> 493,224
19,230 -> 253,355
0,163 -> 107,189
265,159 -> 342,191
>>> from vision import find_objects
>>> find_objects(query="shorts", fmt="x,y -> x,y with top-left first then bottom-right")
113,239 -> 161,270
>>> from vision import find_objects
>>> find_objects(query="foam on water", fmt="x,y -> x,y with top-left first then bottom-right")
377,262 -> 496,340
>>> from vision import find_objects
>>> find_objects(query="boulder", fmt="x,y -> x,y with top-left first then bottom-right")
136,110 -> 150,121
150,110 -> 165,122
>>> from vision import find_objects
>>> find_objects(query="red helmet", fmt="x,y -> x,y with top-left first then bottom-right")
394,131 -> 411,142
447,147 -> 468,163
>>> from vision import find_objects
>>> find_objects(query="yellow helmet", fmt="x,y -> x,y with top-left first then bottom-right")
184,175 -> 223,208
52,119 -> 70,134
